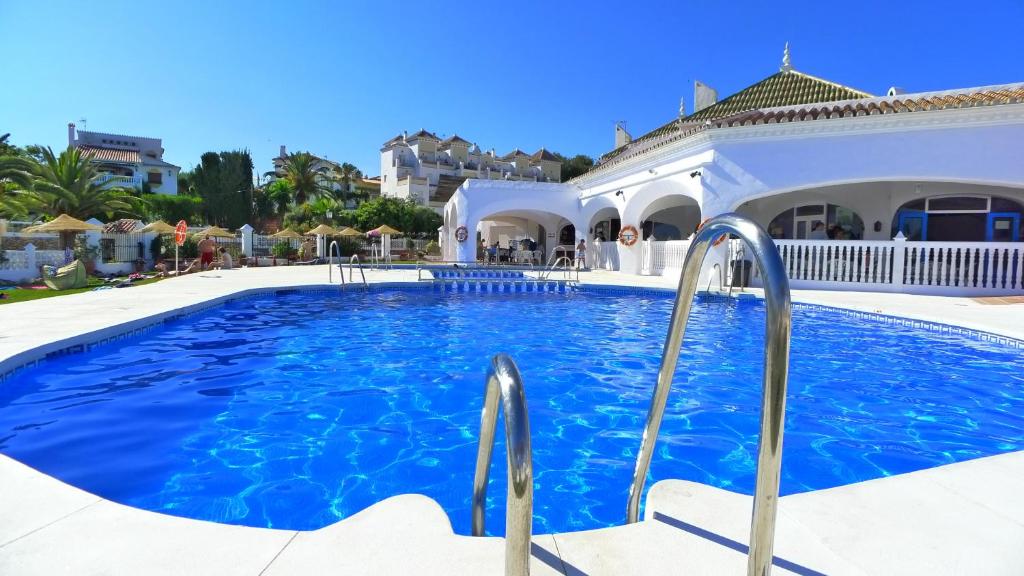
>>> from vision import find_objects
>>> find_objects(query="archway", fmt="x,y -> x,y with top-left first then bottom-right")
639,195 -> 702,240
765,203 -> 865,240
475,209 -> 579,263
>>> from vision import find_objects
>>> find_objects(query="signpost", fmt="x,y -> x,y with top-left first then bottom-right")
174,220 -> 188,274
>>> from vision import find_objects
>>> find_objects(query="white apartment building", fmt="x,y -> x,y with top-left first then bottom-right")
379,130 -> 561,212
68,123 -> 179,195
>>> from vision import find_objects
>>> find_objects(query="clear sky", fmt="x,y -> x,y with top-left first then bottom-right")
2,0 -> 1022,178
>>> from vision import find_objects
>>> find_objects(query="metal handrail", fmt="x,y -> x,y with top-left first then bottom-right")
472,354 -> 533,576
625,213 -> 791,576
348,254 -> 367,287
708,263 -> 723,293
539,256 -> 578,282
328,241 -> 345,288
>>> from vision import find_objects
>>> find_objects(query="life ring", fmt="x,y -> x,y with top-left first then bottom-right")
618,225 -> 639,247
695,218 -> 728,247
455,225 -> 469,243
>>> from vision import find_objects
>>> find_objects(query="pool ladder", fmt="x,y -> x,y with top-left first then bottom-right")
328,241 -> 367,290
627,213 -> 792,576
472,354 -> 533,576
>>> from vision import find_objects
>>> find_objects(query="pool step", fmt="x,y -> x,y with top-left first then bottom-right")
429,270 -> 527,280
431,279 -> 575,293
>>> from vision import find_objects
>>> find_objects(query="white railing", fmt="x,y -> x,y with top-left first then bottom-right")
95,173 -> 143,188
642,240 -> 691,275
592,240 -> 618,270
752,239 -> 1024,295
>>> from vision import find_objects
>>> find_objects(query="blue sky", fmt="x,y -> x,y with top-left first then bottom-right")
1,0 -> 1022,178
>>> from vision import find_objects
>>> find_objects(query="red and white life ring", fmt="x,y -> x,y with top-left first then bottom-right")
618,225 -> 640,247
695,218 -> 728,247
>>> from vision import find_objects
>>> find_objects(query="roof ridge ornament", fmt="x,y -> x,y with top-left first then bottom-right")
679,96 -> 686,118
781,42 -> 792,72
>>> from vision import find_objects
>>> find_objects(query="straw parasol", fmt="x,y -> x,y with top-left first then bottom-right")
307,224 -> 340,236
192,225 -> 236,239
137,220 -> 177,235
270,228 -> 303,240
22,214 -> 103,234
372,224 -> 402,236
23,214 -> 104,257
338,227 -> 363,237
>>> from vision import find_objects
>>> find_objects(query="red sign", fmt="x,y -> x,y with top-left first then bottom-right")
175,220 -> 188,246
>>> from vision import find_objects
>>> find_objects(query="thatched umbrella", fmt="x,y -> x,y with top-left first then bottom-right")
23,214 -> 104,263
191,225 -> 236,239
270,228 -> 303,239
307,224 -> 340,236
138,220 -> 177,235
338,227 -> 363,237
372,224 -> 402,236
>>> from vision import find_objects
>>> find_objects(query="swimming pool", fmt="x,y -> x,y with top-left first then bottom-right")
1,288 -> 1022,535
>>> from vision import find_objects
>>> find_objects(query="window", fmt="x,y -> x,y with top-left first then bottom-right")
148,172 -> 163,185
927,196 -> 988,212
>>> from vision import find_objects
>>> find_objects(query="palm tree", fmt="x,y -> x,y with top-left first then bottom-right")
281,152 -> 329,205
330,162 -> 363,205
32,146 -> 140,221
0,155 -> 37,217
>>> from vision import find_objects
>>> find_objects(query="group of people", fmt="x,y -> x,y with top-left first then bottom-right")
807,221 -> 857,240
476,237 -> 589,267
154,235 -> 233,276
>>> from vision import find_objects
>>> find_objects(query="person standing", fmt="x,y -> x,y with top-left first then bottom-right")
198,235 -> 216,270
575,239 -> 587,268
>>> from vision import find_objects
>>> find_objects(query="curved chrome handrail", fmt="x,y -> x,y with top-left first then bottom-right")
625,213 -> 791,576
348,254 -> 367,287
328,241 -> 345,288
472,354 -> 533,576
540,256 -> 576,281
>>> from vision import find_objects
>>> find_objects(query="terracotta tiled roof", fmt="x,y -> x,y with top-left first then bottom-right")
576,82 -> 1024,183
601,69 -> 872,162
406,129 -> 440,141
440,134 -> 471,147
102,219 -> 143,233
531,148 -> 559,162
79,145 -> 140,163
500,148 -> 530,161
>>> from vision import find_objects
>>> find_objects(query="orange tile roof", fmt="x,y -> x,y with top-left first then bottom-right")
79,145 -> 140,163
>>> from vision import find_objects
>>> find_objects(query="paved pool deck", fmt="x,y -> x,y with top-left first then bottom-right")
1,264 -> 1022,574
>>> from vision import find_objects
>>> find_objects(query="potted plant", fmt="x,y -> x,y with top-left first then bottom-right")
239,252 -> 249,267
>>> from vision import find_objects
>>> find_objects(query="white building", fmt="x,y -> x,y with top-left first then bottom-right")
441,48 -> 1024,295
68,123 -> 179,195
379,130 -> 561,213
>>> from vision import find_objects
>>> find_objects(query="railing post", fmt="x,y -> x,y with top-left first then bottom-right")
25,242 -> 36,276
891,232 -> 907,292
240,224 -> 254,262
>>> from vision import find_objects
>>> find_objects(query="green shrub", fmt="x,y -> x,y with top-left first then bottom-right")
425,240 -> 440,255
331,236 -> 363,257
271,241 -> 295,258
162,235 -> 198,258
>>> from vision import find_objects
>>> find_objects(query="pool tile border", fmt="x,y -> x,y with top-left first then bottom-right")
3,281 -> 1021,383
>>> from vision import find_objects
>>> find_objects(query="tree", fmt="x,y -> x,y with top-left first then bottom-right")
281,151 -> 329,205
265,179 -> 294,217
0,155 -> 36,217
329,162 -> 363,204
552,152 -> 595,181
144,194 -> 202,223
352,197 -> 443,236
191,150 -> 255,228
31,146 -> 139,221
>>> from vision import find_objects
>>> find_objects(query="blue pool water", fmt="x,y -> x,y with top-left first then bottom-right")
1,289 -> 1023,535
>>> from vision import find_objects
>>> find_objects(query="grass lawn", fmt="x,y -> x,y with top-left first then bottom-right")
0,277 -> 165,305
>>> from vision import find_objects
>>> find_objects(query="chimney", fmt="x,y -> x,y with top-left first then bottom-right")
68,123 -> 76,147
403,130 -> 408,140
887,86 -> 906,96
694,81 -> 718,113
615,122 -> 632,148
279,145 -> 286,157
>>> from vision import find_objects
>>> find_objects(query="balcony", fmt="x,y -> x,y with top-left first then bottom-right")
95,173 -> 142,189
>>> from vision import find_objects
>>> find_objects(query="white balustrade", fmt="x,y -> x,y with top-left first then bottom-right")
642,240 -> 691,275
752,239 -> 1024,295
